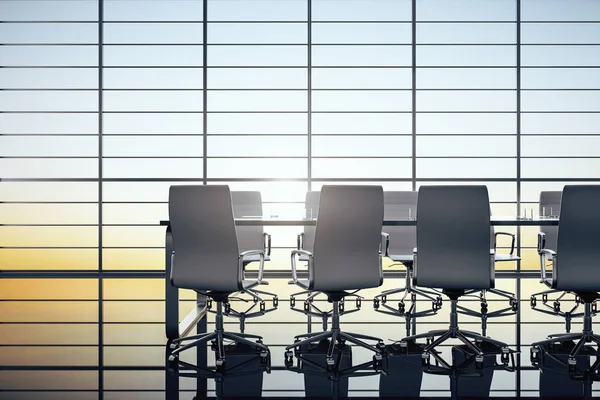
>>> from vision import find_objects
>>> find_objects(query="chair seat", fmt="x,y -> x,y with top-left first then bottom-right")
494,253 -> 520,262
242,254 -> 271,263
389,254 -> 414,264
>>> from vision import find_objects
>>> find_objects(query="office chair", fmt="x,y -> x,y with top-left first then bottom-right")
530,190 -> 586,333
456,212 -> 520,336
166,185 -> 271,399
373,191 -> 442,337
228,191 -> 278,331
530,185 -> 600,399
284,185 -> 388,399
398,186 -> 516,399
291,191 -> 362,330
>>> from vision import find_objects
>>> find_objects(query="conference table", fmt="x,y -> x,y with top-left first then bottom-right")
161,216 -> 558,399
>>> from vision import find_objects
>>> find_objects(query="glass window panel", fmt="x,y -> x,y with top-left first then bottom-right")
417,136 -> 516,157
522,68 -> 600,89
312,113 -> 412,134
208,0 -> 307,21
207,90 -> 307,112
104,68 -> 203,90
0,68 -> 98,90
0,249 -> 98,270
312,90 -> 411,112
102,159 -> 202,179
0,91 -> 98,112
417,23 -> 516,44
212,181 -> 308,202
417,45 -> 516,66
103,90 -> 203,112
312,45 -> 411,66
104,0 -> 203,21
104,346 -> 163,366
522,23 -> 600,44
208,158 -> 307,179
521,113 -> 600,134
0,46 -> 98,66
417,68 -> 516,89
208,45 -> 307,66
0,182 -> 98,202
104,371 -> 163,390
0,324 -> 97,345
0,371 -> 97,390
104,324 -> 163,345
104,279 -> 163,300
522,91 -> 600,112
0,0 -> 98,21
312,0 -> 411,21
208,68 -> 307,89
207,136 -> 307,157
312,136 -> 411,157
102,204 -> 167,225
103,136 -> 203,157
418,113 -> 516,134
103,249 -> 164,270
103,113 -> 202,135
312,23 -> 411,44
0,226 -> 98,247
208,23 -> 306,44
417,0 -> 516,21
0,347 -> 97,366
0,23 -> 97,44
522,158 -> 600,178
102,226 -> 164,248
0,302 -> 97,323
417,91 -> 516,112
313,68 -> 411,89
103,45 -> 203,67
102,182 -> 183,202
521,0 -> 600,21
416,158 -> 516,178
0,159 -> 98,179
0,204 -> 98,225
312,158 -> 412,178
522,45 -> 600,66
0,136 -> 97,157
104,23 -> 203,44
522,136 -> 600,156
208,112 -> 307,134
417,181 -> 517,202
103,301 -> 163,322
0,113 -> 98,135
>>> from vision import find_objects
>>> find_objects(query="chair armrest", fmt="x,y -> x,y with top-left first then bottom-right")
412,247 -> 418,285
297,232 -> 305,250
538,248 -> 556,286
537,232 -> 546,255
239,250 -> 265,284
263,232 -> 271,256
380,232 -> 390,257
290,249 -> 313,285
490,249 -> 496,288
495,231 -> 516,255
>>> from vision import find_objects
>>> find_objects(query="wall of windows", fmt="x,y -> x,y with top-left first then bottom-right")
1,0 -> 600,398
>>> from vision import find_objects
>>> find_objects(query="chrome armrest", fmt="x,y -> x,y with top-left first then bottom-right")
412,247 -> 418,285
297,232 -> 305,250
263,232 -> 271,256
490,249 -> 496,288
537,232 -> 546,255
538,248 -> 557,286
290,249 -> 313,285
239,249 -> 265,284
495,231 -> 516,255
380,232 -> 390,257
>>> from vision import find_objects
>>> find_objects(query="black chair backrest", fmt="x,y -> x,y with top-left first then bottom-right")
169,185 -> 240,292
555,185 -> 600,292
415,185 -> 492,290
311,185 -> 384,292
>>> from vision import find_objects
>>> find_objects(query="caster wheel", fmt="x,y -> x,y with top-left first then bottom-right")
399,301 -> 406,313
421,352 -> 430,366
568,357 -> 577,372
381,295 -> 387,304
475,354 -> 484,371
530,346 -> 540,364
